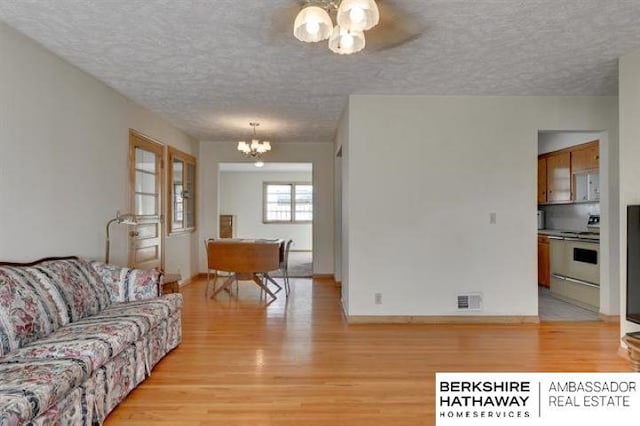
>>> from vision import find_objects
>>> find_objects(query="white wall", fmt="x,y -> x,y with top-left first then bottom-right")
343,95 -> 618,318
538,131 -> 601,154
219,170 -> 313,250
619,50 -> 640,336
334,155 -> 342,280
335,105 -> 349,312
0,21 -> 200,279
199,142 -> 334,274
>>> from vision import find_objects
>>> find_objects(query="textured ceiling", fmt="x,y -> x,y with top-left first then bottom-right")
1,1 -> 640,143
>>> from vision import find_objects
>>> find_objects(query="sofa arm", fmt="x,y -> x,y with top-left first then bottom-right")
89,261 -> 162,303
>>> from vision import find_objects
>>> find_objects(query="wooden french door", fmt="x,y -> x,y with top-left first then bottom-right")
129,130 -> 165,270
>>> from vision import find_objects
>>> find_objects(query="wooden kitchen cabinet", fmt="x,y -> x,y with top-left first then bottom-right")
538,235 -> 550,288
571,141 -> 599,173
546,152 -> 571,203
537,157 -> 547,204
538,140 -> 600,205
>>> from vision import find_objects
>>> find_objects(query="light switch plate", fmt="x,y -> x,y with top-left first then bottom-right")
490,212 -> 497,224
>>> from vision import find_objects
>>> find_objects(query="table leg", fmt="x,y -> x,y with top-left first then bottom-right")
205,270 -> 218,297
211,275 -> 236,298
252,274 -> 277,300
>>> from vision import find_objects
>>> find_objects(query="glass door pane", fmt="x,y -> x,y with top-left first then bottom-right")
134,147 -> 159,217
135,171 -> 156,194
135,148 -> 156,173
135,194 -> 158,216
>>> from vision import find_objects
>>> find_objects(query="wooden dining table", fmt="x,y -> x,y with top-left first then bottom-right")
205,238 -> 285,300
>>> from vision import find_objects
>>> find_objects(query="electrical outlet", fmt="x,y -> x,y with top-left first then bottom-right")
490,212 -> 497,224
375,293 -> 383,305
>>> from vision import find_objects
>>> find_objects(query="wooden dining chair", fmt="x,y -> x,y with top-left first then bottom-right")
259,239 -> 293,298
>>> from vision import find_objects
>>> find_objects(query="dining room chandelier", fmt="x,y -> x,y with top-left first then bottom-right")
237,122 -> 271,167
293,0 -> 379,55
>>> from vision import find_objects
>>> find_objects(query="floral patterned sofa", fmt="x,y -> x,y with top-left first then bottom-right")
0,257 -> 182,425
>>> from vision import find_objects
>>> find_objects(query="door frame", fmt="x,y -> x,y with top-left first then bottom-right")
216,161 -> 315,277
536,130 -> 615,322
128,129 -> 166,270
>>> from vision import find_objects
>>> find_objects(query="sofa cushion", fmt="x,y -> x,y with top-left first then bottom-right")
0,267 -> 68,357
0,295 -> 181,423
3,295 -> 181,376
100,293 -> 182,318
0,358 -> 88,424
0,258 -> 112,357
5,321 -> 135,377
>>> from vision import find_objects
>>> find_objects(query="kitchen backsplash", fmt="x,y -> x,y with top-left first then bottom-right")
540,203 -> 600,232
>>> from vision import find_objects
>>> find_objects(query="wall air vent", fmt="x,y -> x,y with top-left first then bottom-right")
457,293 -> 483,311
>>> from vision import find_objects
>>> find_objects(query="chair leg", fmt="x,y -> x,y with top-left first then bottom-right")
205,270 -> 211,297
281,268 -> 290,297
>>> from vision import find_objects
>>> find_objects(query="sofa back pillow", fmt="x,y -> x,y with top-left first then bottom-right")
31,258 -> 112,323
89,261 -> 161,303
0,265 -> 68,356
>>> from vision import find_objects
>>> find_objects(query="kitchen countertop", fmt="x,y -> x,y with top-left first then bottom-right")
538,229 -> 600,242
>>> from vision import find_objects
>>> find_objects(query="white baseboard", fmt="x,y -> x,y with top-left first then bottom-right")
346,315 -> 540,324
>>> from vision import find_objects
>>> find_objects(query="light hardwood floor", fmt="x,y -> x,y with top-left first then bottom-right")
106,277 -> 629,425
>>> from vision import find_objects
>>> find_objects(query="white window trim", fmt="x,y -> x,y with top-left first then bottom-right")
263,182 -> 313,224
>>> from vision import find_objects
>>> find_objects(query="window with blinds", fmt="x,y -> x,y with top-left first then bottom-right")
263,182 -> 313,223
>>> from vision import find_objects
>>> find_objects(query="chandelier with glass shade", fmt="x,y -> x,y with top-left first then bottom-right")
237,122 -> 271,168
293,0 -> 379,55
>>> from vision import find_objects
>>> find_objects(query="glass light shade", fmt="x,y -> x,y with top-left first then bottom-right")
337,0 -> 379,31
251,139 -> 260,150
237,141 -> 249,152
328,26 -> 366,55
293,5 -> 333,43
263,141 -> 271,151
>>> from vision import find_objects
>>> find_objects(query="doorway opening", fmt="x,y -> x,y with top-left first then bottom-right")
218,162 -> 314,277
536,131 -> 609,321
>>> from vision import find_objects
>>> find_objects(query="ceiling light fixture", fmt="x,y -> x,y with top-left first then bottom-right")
237,122 -> 271,167
293,0 -> 379,55
337,0 -> 379,31
328,25 -> 365,55
293,5 -> 333,42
